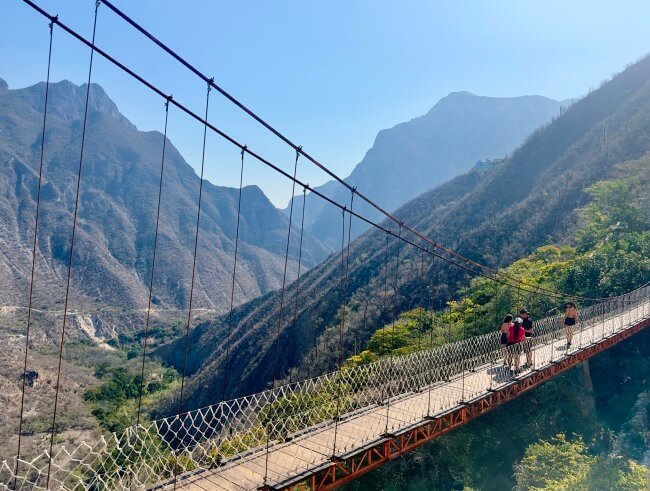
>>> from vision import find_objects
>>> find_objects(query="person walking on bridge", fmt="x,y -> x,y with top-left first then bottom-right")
521,308 -> 534,368
500,314 -> 514,366
563,302 -> 579,348
507,317 -> 526,375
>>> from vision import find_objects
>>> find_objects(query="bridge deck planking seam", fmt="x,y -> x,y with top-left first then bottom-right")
177,300 -> 648,490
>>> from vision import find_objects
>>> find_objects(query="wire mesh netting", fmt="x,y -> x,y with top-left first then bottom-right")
1,285 -> 648,490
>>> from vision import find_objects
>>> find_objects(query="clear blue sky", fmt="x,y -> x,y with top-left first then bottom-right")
3,0 -> 650,206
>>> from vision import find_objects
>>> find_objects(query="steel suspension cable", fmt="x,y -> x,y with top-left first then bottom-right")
221,146 -> 246,402
19,0 -> 559,303
343,191 -> 355,339
332,207 -> 348,455
359,299 -> 368,355
385,225 -> 402,434
426,251 -> 437,417
417,248 -> 427,349
381,234 -> 390,315
491,277 -> 500,377
271,148 -> 301,385
15,16 -> 55,478
177,81 -> 211,410
135,98 -> 170,426
174,80 -> 211,490
264,165 -> 303,480
97,0 -> 607,304
288,186 -> 307,384
46,2 -> 99,487
337,207 -> 348,369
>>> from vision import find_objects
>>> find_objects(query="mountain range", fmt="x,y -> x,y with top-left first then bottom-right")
287,92 -> 572,249
159,55 -> 650,410
0,77 -> 328,330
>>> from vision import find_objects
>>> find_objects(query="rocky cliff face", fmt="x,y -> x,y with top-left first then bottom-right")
290,92 -> 570,249
0,77 -> 327,332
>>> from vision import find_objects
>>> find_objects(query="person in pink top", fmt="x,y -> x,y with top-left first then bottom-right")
507,317 -> 526,375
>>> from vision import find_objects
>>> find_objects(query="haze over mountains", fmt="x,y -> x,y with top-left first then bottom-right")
288,92 -> 572,248
0,77 -> 327,323
161,55 -> 650,410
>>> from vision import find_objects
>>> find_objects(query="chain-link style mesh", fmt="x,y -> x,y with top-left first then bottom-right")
2,286 -> 648,490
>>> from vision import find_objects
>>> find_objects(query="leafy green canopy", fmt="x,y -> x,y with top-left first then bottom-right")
514,434 -> 647,491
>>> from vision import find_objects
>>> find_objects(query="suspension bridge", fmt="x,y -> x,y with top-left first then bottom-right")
2,1 -> 650,490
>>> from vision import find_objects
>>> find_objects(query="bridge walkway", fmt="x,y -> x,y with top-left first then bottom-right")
176,298 -> 649,490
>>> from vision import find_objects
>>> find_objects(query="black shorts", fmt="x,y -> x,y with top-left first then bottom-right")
500,333 -> 508,345
506,342 -> 523,354
564,317 -> 576,326
523,338 -> 533,353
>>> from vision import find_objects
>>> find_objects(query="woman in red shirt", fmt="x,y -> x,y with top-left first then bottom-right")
507,317 -> 526,375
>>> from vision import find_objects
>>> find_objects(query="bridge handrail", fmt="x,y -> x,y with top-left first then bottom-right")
2,284 -> 648,489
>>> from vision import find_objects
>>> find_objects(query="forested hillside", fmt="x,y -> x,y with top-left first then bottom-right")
334,142 -> 650,491
159,55 -> 650,411
226,162 -> 648,488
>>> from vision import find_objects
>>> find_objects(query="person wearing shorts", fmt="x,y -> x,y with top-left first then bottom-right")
507,317 -> 526,375
564,302 -> 579,348
500,314 -> 514,366
521,308 -> 534,368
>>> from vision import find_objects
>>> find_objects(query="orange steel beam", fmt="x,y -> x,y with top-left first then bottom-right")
271,316 -> 649,491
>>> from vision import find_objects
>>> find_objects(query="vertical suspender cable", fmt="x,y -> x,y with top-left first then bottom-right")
288,185 -> 307,384
15,16 -> 55,480
332,206 -> 348,455
493,271 -> 500,329
414,248 -> 425,394
174,80 -> 211,490
136,98 -> 170,425
426,251 -> 436,417
358,299 -> 368,356
380,232 -> 391,414
264,148 -> 301,484
447,301 -> 452,345
381,234 -> 390,315
489,276 -> 499,390
385,225 -> 402,434
46,3 -> 99,487
338,206 -> 347,364
177,81 -> 211,412
343,191 -> 355,338
221,146 -> 246,402
271,148 -> 301,385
